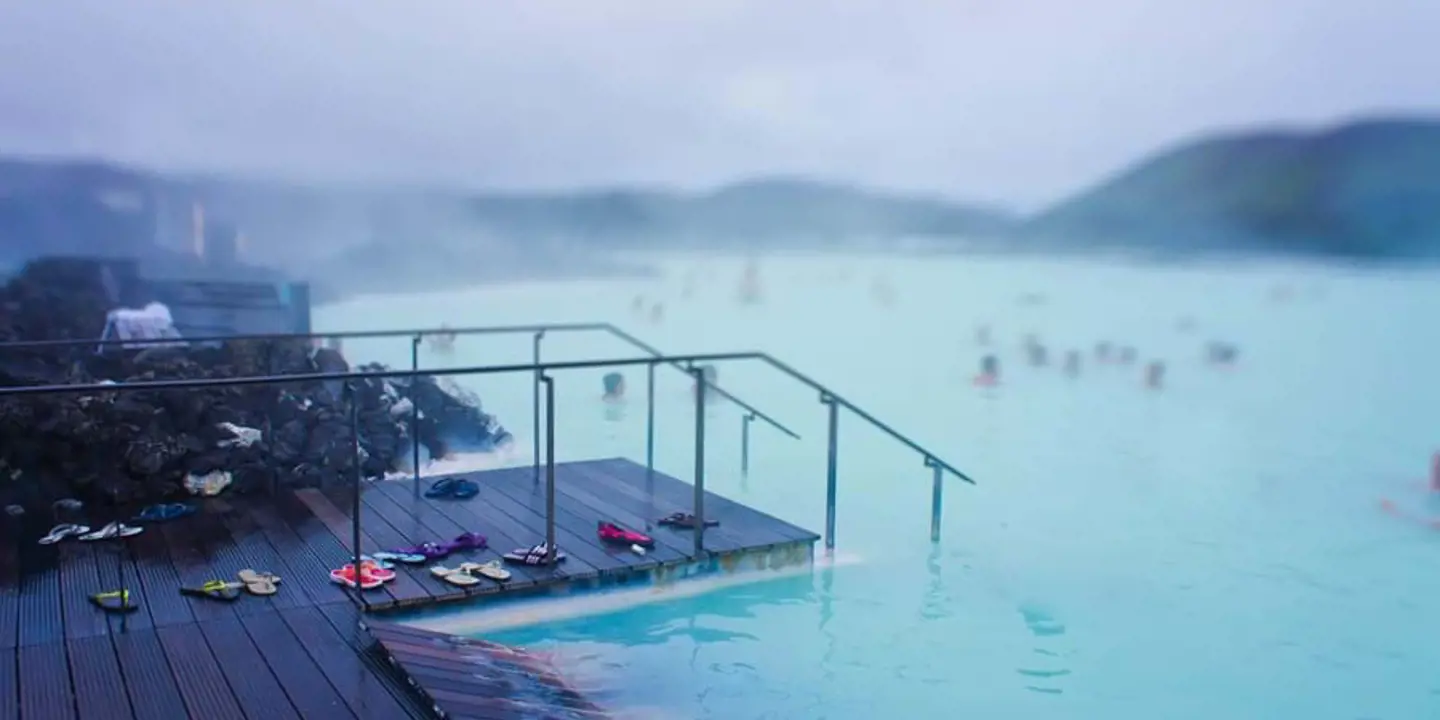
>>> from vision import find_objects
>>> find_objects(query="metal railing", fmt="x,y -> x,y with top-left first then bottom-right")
0,350 -> 976,573
0,322 -> 800,494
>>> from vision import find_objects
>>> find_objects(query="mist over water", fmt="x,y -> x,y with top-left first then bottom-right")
318,253 -> 1440,719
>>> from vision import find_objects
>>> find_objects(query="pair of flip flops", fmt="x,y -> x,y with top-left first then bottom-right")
598,521 -> 655,548
180,570 -> 282,601
331,560 -> 397,590
38,522 -> 143,545
502,543 -> 568,566
90,590 -> 138,614
430,560 -> 512,586
658,512 -> 719,529
131,503 -> 197,523
424,477 -> 479,500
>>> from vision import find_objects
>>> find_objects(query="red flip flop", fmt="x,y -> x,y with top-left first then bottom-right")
330,564 -> 386,590
598,521 -> 655,548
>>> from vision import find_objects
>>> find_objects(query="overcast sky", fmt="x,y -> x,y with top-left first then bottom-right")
0,0 -> 1435,209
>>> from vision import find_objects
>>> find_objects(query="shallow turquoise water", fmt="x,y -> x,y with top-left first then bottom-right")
320,254 -> 1440,719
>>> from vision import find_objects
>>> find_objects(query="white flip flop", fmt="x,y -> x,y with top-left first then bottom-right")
38,523 -> 91,545
79,522 -> 143,541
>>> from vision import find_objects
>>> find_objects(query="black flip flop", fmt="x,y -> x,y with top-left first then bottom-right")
658,512 -> 719,529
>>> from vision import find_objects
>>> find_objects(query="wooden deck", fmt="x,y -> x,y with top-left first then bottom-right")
0,458 -> 819,719
302,457 -> 819,612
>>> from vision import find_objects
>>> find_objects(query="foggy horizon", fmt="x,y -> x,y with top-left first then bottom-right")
1,1 -> 1438,210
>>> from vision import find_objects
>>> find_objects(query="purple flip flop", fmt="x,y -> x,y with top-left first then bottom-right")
394,542 -> 451,560
448,532 -> 488,551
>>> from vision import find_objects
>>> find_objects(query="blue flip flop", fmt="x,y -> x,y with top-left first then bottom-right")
423,477 -> 459,499
132,503 -> 197,524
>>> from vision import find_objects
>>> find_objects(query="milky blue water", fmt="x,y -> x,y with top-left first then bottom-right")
318,254 -> 1440,720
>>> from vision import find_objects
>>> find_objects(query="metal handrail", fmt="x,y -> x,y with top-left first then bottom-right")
0,349 -> 978,553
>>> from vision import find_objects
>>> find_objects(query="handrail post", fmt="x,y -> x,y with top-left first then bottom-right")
691,365 -> 707,556
410,333 -> 422,498
645,362 -> 656,476
542,374 -> 558,565
346,380 -> 366,609
532,330 -> 545,484
740,412 -> 754,477
927,457 -> 943,543
822,394 -> 839,552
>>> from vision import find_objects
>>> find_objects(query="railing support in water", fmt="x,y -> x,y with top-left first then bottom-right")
347,380 -> 366,609
691,366 -> 707,557
740,412 -> 755,477
822,394 -> 839,552
541,374 -> 557,565
532,330 -> 545,484
645,362 -> 656,476
410,334 -> 422,498
927,457 -> 943,543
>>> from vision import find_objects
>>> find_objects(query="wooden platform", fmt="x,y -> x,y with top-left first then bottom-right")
303,457 -> 819,612
0,458 -> 819,719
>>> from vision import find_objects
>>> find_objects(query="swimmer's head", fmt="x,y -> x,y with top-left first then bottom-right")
603,372 -> 625,398
981,355 -> 999,376
699,364 -> 718,384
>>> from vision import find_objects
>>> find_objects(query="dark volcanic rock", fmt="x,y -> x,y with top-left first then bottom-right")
0,257 -> 513,508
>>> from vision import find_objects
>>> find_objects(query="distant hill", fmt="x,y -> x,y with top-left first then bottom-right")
462,178 -> 1014,245
0,159 -> 1015,296
1020,118 -> 1440,259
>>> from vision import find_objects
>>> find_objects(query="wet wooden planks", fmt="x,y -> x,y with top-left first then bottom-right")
366,621 -> 611,720
0,602 -> 427,720
0,496 -> 432,720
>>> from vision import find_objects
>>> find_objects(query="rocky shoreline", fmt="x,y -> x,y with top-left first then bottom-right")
0,257 -> 512,508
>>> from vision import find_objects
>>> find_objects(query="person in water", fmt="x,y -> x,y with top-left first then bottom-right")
1095,342 -> 1112,364
1024,337 -> 1048,367
1118,346 -> 1137,365
1205,341 -> 1238,366
1145,360 -> 1165,389
429,325 -> 457,353
602,372 -> 626,403
1064,350 -> 1081,378
650,302 -> 665,324
1429,452 -> 1440,494
693,364 -> 719,400
974,355 -> 1000,386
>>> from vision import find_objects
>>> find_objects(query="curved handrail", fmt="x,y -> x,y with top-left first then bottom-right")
0,322 -> 799,440
753,354 -> 976,486
603,323 -> 972,485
